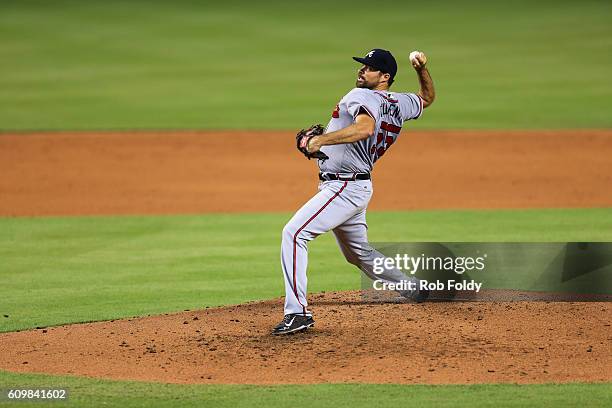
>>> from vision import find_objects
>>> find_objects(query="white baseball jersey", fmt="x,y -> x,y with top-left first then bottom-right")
319,88 -> 423,173
280,87 -> 426,318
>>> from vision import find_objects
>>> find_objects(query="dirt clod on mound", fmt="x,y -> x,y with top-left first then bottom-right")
0,291 -> 610,385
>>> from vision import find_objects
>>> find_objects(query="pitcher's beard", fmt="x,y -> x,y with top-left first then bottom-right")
356,78 -> 371,89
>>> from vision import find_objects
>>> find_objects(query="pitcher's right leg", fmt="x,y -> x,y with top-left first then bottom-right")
332,210 -> 427,301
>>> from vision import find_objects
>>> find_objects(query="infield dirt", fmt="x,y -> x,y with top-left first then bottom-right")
1,130 -> 612,216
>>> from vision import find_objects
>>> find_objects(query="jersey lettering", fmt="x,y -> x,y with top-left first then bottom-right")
331,104 -> 340,118
370,121 -> 401,162
319,88 -> 421,173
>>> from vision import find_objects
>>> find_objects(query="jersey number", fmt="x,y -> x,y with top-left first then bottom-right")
370,121 -> 401,162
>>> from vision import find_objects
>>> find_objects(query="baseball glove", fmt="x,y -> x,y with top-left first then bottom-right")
296,124 -> 329,160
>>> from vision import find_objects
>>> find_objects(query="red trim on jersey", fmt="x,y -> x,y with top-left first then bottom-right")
355,105 -> 375,120
291,182 -> 348,314
415,95 -> 424,119
374,91 -> 398,103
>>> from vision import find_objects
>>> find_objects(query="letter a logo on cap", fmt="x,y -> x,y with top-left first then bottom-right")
367,50 -> 375,58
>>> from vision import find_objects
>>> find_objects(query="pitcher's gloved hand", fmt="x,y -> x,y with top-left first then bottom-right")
296,124 -> 329,160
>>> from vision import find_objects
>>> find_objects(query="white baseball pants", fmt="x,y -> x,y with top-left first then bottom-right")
280,179 -> 417,316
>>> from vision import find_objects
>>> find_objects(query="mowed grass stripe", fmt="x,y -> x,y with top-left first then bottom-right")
0,370 -> 610,408
1,0 -> 611,130
1,208 -> 611,332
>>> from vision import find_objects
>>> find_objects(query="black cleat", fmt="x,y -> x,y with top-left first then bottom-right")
400,284 -> 430,303
272,314 -> 315,335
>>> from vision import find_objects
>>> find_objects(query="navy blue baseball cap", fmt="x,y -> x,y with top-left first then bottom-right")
353,49 -> 397,79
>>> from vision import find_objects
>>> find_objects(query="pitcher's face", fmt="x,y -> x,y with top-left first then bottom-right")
356,64 -> 389,89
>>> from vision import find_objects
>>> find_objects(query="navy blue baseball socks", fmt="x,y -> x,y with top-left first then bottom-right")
272,314 -> 315,335
400,285 -> 430,303
413,287 -> 430,303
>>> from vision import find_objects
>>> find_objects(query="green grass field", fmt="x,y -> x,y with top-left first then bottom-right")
2,209 -> 611,333
1,370 -> 611,408
1,0 -> 611,130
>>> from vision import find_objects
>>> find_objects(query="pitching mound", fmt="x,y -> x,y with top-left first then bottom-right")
0,291 -> 609,385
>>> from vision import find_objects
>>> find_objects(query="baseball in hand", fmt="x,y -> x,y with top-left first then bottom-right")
409,51 -> 426,69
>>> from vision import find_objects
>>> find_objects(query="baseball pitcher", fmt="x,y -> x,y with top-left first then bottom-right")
274,48 -> 436,335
